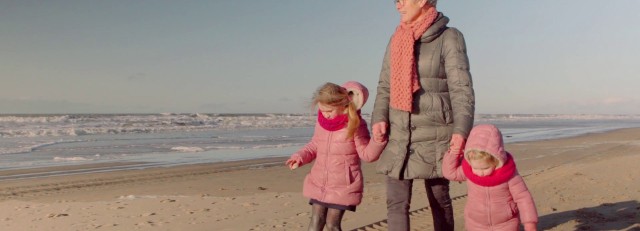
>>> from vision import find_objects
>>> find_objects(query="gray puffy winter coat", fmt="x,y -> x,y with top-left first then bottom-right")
372,13 -> 475,180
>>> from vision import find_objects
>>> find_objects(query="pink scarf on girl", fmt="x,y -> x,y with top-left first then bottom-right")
389,7 -> 438,112
317,110 -> 348,131
461,153 -> 517,187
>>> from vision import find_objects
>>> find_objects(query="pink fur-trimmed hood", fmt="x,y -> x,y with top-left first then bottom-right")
342,81 -> 368,110
464,124 -> 507,168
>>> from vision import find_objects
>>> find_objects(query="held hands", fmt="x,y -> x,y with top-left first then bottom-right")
523,222 -> 537,231
448,134 -> 466,156
285,158 -> 300,170
372,122 -> 388,143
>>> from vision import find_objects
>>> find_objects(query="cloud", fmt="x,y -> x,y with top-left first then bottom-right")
598,97 -> 629,105
0,98 -> 96,114
477,96 -> 640,115
278,97 -> 291,102
0,98 -> 159,114
127,73 -> 147,81
547,97 -> 640,114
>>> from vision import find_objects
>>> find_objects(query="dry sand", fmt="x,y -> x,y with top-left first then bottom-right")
0,128 -> 639,231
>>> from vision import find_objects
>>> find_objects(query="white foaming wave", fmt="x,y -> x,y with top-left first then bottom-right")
0,115 -> 72,123
0,113 -> 317,138
170,146 -> 205,152
208,146 -> 245,150
53,156 -> 92,161
1,127 -> 81,138
477,114 -> 640,121
251,143 -> 303,149
205,143 -> 303,150
0,146 -> 38,155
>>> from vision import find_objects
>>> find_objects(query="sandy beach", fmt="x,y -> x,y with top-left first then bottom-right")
0,128 -> 639,231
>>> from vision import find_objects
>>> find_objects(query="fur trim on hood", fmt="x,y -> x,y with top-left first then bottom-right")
464,124 -> 507,168
342,81 -> 369,110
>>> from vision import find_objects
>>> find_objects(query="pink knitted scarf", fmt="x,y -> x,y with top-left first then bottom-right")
461,153 -> 517,187
389,7 -> 438,112
317,110 -> 348,131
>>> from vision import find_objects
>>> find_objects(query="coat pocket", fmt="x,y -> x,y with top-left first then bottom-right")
344,162 -> 352,184
492,201 -> 519,224
345,160 -> 361,185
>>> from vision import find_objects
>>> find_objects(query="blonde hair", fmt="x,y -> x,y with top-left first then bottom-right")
467,151 -> 499,167
312,82 -> 360,139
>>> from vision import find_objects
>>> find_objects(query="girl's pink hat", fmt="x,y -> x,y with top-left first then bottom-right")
342,81 -> 369,110
464,124 -> 508,168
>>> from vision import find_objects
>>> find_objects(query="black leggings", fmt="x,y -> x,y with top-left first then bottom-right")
386,177 -> 454,231
308,203 -> 346,231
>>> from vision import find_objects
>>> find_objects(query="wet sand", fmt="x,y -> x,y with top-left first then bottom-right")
0,128 -> 639,230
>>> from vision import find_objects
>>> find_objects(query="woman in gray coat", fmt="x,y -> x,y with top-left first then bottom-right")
371,0 -> 475,230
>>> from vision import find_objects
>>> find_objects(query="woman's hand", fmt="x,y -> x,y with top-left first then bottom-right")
372,122 -> 388,142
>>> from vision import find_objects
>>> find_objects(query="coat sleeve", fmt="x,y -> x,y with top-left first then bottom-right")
291,135 -> 319,166
354,120 -> 387,162
508,174 -> 539,224
442,28 -> 475,138
371,41 -> 392,125
442,150 -> 467,181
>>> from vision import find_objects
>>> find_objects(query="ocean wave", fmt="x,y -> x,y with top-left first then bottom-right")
2,113 -> 639,138
0,113 -> 316,138
205,143 -> 303,150
53,156 -> 92,161
476,114 -> 640,121
170,146 -> 205,152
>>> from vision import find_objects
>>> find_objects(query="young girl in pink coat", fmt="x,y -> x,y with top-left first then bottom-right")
442,124 -> 538,231
286,81 -> 387,231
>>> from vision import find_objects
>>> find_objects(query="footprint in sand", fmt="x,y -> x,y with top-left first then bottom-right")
46,213 -> 69,218
141,212 -> 156,217
242,202 -> 259,207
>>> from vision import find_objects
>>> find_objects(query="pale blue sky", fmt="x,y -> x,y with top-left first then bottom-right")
1,1 -> 639,114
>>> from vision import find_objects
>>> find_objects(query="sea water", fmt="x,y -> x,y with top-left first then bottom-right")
1,113 -> 639,173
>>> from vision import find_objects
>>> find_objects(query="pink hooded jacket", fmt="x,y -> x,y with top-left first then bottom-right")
289,81 -> 387,206
443,124 -> 538,230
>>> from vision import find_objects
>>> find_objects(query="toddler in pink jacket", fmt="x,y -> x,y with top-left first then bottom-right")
286,81 -> 387,231
442,124 -> 538,231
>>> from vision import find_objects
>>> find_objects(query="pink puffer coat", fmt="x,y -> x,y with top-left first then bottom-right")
290,119 -> 386,206
442,124 -> 538,230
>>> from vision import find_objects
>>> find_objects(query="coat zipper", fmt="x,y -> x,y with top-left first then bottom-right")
486,187 -> 493,229
321,131 -> 333,201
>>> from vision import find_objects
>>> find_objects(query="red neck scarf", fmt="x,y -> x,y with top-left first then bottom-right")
317,110 -> 348,131
462,153 -> 516,187
389,7 -> 438,112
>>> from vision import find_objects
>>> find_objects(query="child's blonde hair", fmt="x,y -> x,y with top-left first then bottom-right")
312,82 -> 360,139
467,151 -> 500,167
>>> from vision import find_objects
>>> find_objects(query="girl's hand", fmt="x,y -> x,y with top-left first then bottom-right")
285,158 -> 300,170
372,122 -> 388,142
523,222 -> 537,231
448,134 -> 466,155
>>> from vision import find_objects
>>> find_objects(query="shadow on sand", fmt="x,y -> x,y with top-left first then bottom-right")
538,200 -> 640,230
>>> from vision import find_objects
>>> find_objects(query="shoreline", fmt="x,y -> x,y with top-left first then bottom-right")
1,126 -> 635,181
0,128 -> 638,230
0,157 -> 289,182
